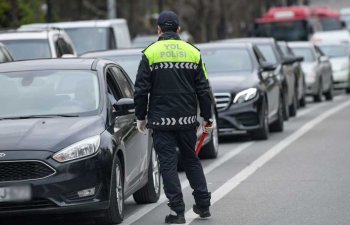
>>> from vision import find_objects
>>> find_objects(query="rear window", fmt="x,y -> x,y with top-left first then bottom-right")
2,39 -> 51,60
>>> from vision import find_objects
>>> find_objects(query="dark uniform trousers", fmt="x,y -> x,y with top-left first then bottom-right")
153,128 -> 211,214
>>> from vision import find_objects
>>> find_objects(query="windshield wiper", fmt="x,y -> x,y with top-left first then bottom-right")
0,114 -> 79,120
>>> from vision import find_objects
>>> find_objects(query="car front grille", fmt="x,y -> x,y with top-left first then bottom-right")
0,199 -> 57,211
0,161 -> 56,182
214,93 -> 232,111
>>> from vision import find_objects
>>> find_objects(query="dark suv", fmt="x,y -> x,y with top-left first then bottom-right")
0,59 -> 160,224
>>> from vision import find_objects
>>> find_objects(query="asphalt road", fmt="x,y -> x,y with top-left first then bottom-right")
6,92 -> 350,225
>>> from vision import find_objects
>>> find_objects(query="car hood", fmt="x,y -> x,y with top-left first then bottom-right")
0,116 -> 105,152
329,57 -> 349,72
209,72 -> 257,93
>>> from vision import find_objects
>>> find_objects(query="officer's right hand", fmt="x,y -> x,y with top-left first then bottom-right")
137,120 -> 147,135
202,120 -> 215,134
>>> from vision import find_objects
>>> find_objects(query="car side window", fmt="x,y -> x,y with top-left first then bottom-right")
0,49 -> 6,63
106,70 -> 121,109
55,38 -> 64,58
108,27 -> 117,49
59,37 -> 74,55
1,47 -> 13,62
110,67 -> 134,98
314,46 -> 324,57
253,46 -> 267,65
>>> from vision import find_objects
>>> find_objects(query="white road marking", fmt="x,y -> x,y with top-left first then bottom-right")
184,99 -> 350,224
297,95 -> 345,117
122,142 -> 253,225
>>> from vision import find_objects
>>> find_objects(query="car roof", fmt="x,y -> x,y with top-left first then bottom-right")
220,37 -> 275,44
21,19 -> 127,29
82,48 -> 143,58
0,30 -> 54,40
0,58 -> 98,72
287,41 -> 314,48
197,42 -> 254,49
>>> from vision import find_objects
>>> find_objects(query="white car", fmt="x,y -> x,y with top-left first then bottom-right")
288,42 -> 334,102
20,19 -> 131,55
311,30 -> 350,43
0,29 -> 76,60
317,42 -> 350,93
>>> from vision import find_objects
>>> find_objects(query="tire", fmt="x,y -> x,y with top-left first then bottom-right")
324,83 -> 334,101
346,88 -> 350,94
198,114 -> 219,159
299,93 -> 306,108
289,91 -> 298,117
269,95 -> 284,132
282,92 -> 289,121
250,100 -> 269,140
313,79 -> 323,102
100,156 -> 124,225
133,148 -> 161,203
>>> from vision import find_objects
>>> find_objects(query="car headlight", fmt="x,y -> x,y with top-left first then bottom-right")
233,88 -> 257,104
53,135 -> 100,163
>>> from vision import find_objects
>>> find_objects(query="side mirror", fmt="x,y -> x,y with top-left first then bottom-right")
295,56 -> 304,62
282,57 -> 296,65
319,56 -> 329,62
260,62 -> 277,72
114,98 -> 135,115
259,62 -> 276,80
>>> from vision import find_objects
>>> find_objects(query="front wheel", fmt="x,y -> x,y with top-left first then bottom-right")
133,148 -> 161,203
313,79 -> 323,102
250,100 -> 269,140
324,83 -> 334,101
270,95 -> 284,132
100,156 -> 124,225
289,91 -> 298,117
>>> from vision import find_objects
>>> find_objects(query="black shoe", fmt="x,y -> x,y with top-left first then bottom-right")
165,214 -> 186,224
193,205 -> 211,218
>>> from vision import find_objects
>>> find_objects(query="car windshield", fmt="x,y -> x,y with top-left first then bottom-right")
1,39 -> 51,60
0,70 -> 100,119
65,27 -> 110,55
255,21 -> 308,41
110,55 -> 141,83
256,44 -> 278,64
318,45 -> 349,58
290,47 -> 316,62
201,48 -> 253,74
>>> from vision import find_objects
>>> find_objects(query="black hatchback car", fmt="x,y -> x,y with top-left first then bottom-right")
0,59 -> 160,224
198,42 -> 284,140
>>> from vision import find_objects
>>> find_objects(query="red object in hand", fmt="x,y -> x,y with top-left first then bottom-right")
195,132 -> 208,156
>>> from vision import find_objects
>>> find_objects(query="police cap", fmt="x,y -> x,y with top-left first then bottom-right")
157,10 -> 179,27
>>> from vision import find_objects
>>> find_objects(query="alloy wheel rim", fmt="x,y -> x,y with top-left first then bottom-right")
152,148 -> 160,194
115,164 -> 123,214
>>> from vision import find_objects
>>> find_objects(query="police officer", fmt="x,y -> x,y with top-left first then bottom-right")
134,10 -> 214,224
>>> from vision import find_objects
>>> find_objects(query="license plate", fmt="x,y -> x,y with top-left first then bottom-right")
0,185 -> 31,203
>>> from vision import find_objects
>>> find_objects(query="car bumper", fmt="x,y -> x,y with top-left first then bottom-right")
0,149 -> 113,216
333,70 -> 350,89
217,97 -> 261,135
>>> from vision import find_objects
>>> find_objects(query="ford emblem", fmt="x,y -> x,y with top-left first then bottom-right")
0,153 -> 5,158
